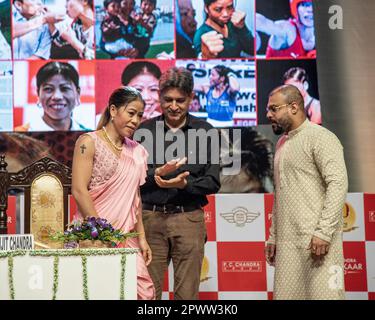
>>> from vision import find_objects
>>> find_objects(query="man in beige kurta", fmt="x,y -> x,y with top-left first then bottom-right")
265,85 -> 348,300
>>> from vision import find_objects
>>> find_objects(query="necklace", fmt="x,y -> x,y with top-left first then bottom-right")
102,126 -> 123,152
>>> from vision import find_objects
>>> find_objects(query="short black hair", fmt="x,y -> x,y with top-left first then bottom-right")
36,61 -> 80,93
104,0 -> 118,9
212,65 -> 233,86
84,0 -> 94,8
141,0 -> 157,5
283,67 -> 309,84
204,0 -> 218,6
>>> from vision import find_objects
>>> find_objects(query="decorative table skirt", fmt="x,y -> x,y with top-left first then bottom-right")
0,248 -> 138,300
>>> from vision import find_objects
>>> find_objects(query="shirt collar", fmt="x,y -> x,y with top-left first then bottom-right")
28,111 -> 83,131
287,119 -> 310,138
13,5 -> 26,22
160,113 -> 193,131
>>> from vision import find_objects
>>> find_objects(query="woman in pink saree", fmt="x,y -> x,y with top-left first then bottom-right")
71,86 -> 155,300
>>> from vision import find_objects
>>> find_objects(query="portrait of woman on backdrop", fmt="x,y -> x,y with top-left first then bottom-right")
14,61 -> 96,132
121,61 -> 162,121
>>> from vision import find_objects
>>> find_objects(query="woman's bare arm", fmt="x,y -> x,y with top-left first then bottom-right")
71,134 -> 98,218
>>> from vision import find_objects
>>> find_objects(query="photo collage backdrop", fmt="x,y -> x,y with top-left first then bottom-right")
0,0 -> 319,133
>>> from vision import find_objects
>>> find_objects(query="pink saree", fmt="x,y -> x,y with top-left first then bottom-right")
79,132 -> 155,300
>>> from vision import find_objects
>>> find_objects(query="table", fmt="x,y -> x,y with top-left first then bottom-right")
0,248 -> 138,300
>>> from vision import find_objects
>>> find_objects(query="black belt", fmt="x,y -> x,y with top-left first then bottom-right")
143,203 -> 201,214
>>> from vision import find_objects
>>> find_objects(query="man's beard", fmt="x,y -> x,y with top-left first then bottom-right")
271,123 -> 284,135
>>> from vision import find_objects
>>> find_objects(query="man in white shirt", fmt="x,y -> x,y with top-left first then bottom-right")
12,0 -> 64,59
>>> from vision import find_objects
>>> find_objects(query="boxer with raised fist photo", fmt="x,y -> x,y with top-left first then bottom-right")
194,0 -> 254,59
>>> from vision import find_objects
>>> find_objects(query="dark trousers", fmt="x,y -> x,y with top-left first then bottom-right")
142,209 -> 206,300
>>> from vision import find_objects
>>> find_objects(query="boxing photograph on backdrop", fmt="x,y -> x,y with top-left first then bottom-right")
0,0 -> 11,59
176,59 -> 256,127
95,0 -> 174,59
12,0 -> 95,60
13,60 -> 96,132
257,58 -> 320,125
0,61 -> 12,132
176,0 -> 255,59
218,126 -> 273,193
256,0 -> 315,59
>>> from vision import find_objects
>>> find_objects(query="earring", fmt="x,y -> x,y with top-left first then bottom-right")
111,116 -> 114,122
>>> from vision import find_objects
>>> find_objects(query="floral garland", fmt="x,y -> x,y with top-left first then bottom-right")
121,254 -> 127,299
0,249 -> 138,300
8,256 -> 14,300
82,256 -> 89,300
0,251 -> 28,300
29,248 -> 139,257
0,251 -> 27,258
52,256 -> 59,300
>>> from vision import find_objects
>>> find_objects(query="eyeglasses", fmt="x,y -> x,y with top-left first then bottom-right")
266,103 -> 292,113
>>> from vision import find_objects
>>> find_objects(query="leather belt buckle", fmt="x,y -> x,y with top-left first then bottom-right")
167,204 -> 182,214
149,204 -> 187,214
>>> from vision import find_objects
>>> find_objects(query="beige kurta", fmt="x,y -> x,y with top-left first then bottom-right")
267,119 -> 348,300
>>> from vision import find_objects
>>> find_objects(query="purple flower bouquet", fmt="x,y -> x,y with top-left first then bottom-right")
50,217 -> 138,249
